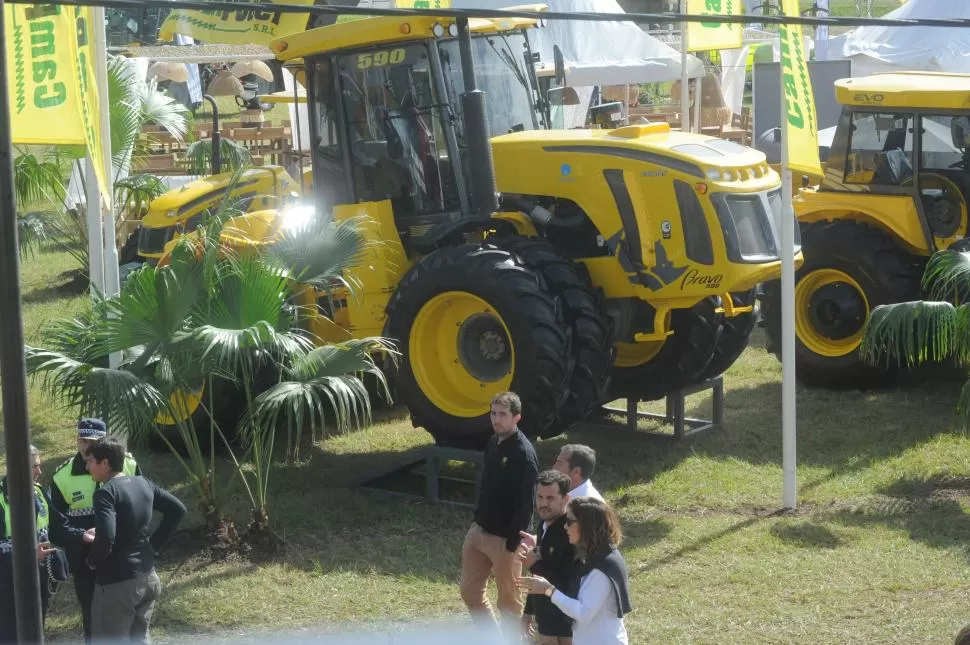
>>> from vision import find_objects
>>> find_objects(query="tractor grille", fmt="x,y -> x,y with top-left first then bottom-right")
137,225 -> 176,256
713,190 -> 789,263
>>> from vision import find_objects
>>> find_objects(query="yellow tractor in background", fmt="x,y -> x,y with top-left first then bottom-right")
145,11 -> 799,448
760,72 -> 970,387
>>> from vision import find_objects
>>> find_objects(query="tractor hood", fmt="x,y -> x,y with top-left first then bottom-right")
141,167 -> 295,230
491,124 -> 777,191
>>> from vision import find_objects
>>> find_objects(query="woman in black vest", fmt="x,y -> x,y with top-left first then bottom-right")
518,496 -> 632,645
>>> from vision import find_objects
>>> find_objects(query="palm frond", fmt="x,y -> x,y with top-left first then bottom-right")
115,174 -> 167,223
24,347 -> 167,440
17,211 -> 59,259
14,153 -> 64,208
94,258 -> 204,357
923,249 -> 970,304
267,214 -> 371,294
183,139 -> 252,176
860,300 -> 959,368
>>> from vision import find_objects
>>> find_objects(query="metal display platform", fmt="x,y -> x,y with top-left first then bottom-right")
595,376 -> 724,439
350,445 -> 484,508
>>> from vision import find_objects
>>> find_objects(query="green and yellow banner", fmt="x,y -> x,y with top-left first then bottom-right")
4,3 -> 111,201
159,0 -> 316,45
71,5 -> 112,207
687,0 -> 743,52
778,0 -> 822,177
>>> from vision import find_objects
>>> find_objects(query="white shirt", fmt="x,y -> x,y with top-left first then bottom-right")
569,479 -> 604,502
550,569 -> 628,645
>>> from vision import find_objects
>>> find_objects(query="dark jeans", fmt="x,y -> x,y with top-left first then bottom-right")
71,554 -> 97,643
0,555 -> 52,644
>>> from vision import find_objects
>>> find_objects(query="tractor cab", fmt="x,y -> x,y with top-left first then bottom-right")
283,13 -> 552,251
808,73 -> 970,253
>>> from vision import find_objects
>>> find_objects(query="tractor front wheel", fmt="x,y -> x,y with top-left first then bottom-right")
606,297 -> 721,403
385,244 -> 573,449
761,219 -> 923,388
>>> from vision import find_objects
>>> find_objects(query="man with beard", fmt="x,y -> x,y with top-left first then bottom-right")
518,470 -> 575,644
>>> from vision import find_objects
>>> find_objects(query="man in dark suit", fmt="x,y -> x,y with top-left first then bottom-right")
518,470 -> 575,644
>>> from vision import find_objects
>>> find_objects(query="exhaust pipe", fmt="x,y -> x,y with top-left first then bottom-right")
456,17 -> 498,218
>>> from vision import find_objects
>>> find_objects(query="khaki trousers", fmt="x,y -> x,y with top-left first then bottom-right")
537,636 -> 572,645
460,522 -> 523,623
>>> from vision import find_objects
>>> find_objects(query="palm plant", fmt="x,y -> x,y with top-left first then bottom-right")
861,248 -> 970,422
25,186 -> 392,547
183,137 -> 252,175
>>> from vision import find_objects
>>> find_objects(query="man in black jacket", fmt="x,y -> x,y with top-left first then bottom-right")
519,470 -> 575,645
459,391 -> 539,629
84,440 -> 185,643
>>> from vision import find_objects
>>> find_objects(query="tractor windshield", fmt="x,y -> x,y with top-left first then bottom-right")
335,43 -> 461,214
437,30 -> 542,138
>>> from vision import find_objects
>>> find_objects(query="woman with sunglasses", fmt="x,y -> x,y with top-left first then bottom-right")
518,496 -> 632,644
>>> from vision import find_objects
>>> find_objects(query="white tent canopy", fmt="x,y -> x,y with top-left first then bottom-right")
451,0 -> 704,86
834,0 -> 970,76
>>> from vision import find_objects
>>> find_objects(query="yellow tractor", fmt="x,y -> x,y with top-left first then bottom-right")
760,72 -> 970,387
148,11 -> 797,447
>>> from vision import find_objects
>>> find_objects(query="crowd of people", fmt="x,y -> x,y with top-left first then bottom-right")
2,392 -> 623,644
0,419 -> 186,644
461,391 -> 632,645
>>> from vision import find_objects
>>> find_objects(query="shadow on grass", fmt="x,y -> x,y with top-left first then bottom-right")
21,269 -> 87,304
563,351 -> 966,498
820,474 -> 970,561
769,520 -> 842,550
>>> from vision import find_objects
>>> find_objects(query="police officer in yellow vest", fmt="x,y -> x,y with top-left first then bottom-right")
49,419 -> 140,643
0,444 -> 85,644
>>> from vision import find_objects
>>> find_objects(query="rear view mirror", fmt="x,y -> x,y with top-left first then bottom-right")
554,45 -> 565,88
951,116 -> 970,149
548,86 -> 580,106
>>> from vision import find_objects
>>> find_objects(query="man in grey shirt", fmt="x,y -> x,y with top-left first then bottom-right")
84,440 -> 186,643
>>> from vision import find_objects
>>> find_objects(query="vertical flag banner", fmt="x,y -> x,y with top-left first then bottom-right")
159,0 -> 316,45
779,0 -> 822,177
687,0 -> 743,52
4,3 -> 84,144
71,5 -> 112,206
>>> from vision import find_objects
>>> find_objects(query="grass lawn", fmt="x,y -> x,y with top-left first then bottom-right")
5,248 -> 970,643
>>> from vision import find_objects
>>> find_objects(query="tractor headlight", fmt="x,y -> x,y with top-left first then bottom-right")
165,209 -> 179,219
706,168 -> 721,181
448,23 -> 458,37
432,22 -> 446,37
722,169 -> 735,182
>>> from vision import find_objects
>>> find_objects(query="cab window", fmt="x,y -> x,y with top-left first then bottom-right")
844,112 -> 915,187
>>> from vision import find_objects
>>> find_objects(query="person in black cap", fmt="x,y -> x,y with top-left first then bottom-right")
48,419 -> 140,643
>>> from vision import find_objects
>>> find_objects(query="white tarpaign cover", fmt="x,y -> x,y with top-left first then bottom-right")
450,0 -> 704,86
838,0 -> 970,76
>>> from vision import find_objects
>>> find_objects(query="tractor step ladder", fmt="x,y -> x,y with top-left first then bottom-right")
597,376 -> 724,439
351,445 -> 484,509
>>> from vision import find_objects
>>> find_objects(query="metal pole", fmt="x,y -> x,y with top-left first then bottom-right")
815,0 -> 830,61
0,0 -> 45,639
204,95 -> 222,174
456,16 -> 498,218
292,74 -> 305,194
693,75 -> 702,133
680,1 -> 690,133
780,67 -> 797,512
93,6 -> 120,310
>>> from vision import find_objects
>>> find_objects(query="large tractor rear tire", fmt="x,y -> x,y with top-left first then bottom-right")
761,219 -> 922,388
698,289 -> 759,381
384,244 -> 573,449
491,236 -> 615,432
607,297 -> 721,402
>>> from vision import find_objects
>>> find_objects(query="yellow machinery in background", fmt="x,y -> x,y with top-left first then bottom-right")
760,72 -> 970,386
147,12 -> 799,447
